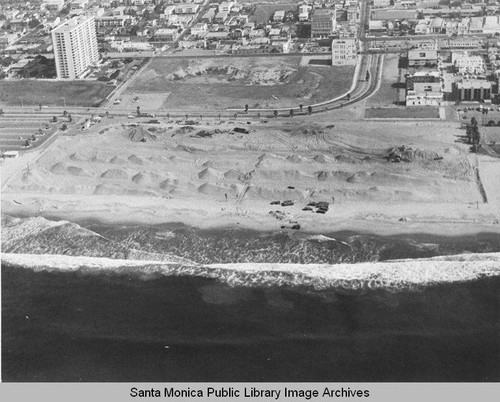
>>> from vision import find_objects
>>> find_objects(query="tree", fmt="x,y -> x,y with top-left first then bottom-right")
63,110 -> 67,117
28,18 -> 40,29
466,124 -> 472,144
274,110 -> 278,118
289,109 -> 294,117
307,106 -> 312,115
366,71 -> 370,81
67,114 -> 72,122
61,124 -> 68,131
471,116 -> 478,127
51,116 -> 57,122
346,93 -> 351,101
24,139 -> 30,147
38,103 -> 42,111
245,104 -> 248,112
299,104 -> 303,112
31,134 -> 36,141
137,106 -> 141,117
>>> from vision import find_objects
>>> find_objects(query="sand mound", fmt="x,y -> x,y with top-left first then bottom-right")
50,163 -> 87,176
286,155 -> 304,163
110,156 -> 128,164
69,152 -> 91,161
444,147 -> 459,155
128,155 -> 145,165
347,171 -> 370,183
315,171 -> 330,181
131,172 -> 159,186
66,166 -> 88,176
198,167 -> 222,180
128,127 -> 156,142
291,126 -> 324,137
197,183 -> 230,196
284,170 -> 308,179
50,162 -> 68,175
224,169 -> 243,180
159,179 -> 178,192
91,155 -> 106,163
202,160 -> 214,168
100,169 -> 129,180
148,156 -> 169,164
387,146 -> 442,162
313,155 -> 328,163
335,155 -> 359,164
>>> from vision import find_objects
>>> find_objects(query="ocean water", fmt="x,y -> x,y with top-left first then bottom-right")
2,216 -> 500,382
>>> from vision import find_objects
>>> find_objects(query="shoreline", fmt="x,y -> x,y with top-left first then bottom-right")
3,200 -> 500,238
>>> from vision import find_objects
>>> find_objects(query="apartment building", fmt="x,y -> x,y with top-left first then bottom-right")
51,16 -> 99,79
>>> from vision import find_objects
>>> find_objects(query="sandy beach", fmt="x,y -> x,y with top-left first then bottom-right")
2,115 -> 500,237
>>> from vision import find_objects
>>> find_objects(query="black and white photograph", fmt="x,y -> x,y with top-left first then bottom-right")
0,0 -> 499,391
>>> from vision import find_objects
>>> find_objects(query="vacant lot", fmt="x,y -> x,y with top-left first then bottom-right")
250,3 -> 297,25
129,56 -> 354,110
0,81 -> 114,108
365,107 -> 440,119
367,54 -> 406,107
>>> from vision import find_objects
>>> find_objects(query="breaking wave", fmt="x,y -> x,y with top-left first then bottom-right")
3,252 -> 500,293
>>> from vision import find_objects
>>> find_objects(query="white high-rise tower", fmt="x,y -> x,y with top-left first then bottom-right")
51,16 -> 99,80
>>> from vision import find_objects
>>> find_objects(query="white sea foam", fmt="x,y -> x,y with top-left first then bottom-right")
2,252 -> 500,292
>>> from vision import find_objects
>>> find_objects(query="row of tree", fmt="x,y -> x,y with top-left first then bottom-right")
466,116 -> 481,145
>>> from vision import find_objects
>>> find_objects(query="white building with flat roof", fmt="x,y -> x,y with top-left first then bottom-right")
51,16 -> 99,79
332,38 -> 357,65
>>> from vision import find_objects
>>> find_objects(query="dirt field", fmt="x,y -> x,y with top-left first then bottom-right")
0,81 -> 114,108
128,56 -> 354,110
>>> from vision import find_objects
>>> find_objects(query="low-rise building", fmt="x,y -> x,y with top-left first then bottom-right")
96,15 -> 133,28
219,2 -> 235,13
456,79 -> 492,102
452,52 -> 485,75
331,38 -> 357,65
408,48 -> 438,67
406,81 -> 443,106
311,8 -> 336,38
71,0 -> 89,10
191,22 -> 208,37
154,28 -> 179,41
174,3 -> 200,15
273,10 -> 285,22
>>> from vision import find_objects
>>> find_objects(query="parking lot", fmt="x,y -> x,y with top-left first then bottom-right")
457,105 -> 500,127
0,115 -> 61,153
